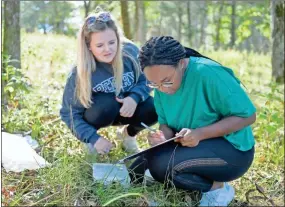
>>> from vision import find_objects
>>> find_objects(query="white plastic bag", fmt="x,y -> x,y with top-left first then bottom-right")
2,132 -> 49,172
14,134 -> 39,149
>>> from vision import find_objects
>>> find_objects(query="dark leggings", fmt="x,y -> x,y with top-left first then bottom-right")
129,137 -> 254,192
83,93 -> 158,136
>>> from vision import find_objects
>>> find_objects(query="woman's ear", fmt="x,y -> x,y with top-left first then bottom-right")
178,59 -> 184,69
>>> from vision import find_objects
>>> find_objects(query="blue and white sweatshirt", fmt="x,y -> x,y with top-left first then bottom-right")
60,42 -> 151,145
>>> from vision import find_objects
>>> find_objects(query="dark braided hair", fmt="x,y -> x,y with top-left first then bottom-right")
139,36 -> 221,71
138,36 -> 186,70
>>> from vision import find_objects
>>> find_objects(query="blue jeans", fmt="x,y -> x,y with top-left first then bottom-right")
129,137 -> 254,192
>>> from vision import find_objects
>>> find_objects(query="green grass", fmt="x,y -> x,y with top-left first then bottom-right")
2,33 -> 284,206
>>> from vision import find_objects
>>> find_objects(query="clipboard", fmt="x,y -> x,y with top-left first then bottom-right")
117,134 -> 183,164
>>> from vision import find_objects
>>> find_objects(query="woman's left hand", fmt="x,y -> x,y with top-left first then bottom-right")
116,96 -> 138,117
174,128 -> 203,147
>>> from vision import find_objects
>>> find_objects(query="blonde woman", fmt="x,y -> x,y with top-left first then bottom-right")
60,11 -> 157,154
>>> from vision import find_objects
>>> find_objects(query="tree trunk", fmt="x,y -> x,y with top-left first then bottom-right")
141,2 -> 147,43
271,1 -> 285,83
158,5 -> 163,36
215,2 -> 224,50
271,1 -> 284,83
199,2 -> 208,48
187,1 -> 192,47
177,5 -> 183,42
134,1 -> 146,43
43,24 -> 47,34
84,0 -> 91,17
120,0 -> 132,40
230,0 -> 236,48
194,9 -> 199,49
133,1 -> 147,44
3,0 -> 21,69
134,1 -> 139,42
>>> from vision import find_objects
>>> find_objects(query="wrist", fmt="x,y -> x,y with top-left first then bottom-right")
159,124 -> 174,139
128,93 -> 141,104
90,135 -> 100,146
195,127 -> 207,141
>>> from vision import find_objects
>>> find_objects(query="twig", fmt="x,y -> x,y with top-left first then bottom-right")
23,117 -> 61,136
255,183 -> 276,206
102,193 -> 148,206
29,192 -> 60,206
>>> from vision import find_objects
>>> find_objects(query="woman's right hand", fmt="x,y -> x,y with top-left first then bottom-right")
94,137 -> 114,154
147,130 -> 166,146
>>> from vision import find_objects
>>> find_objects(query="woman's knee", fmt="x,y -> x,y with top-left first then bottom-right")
147,155 -> 173,183
83,93 -> 120,127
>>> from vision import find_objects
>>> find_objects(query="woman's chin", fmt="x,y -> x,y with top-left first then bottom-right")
164,90 -> 176,95
98,56 -> 115,64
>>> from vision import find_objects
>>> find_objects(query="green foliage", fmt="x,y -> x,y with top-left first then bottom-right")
2,56 -> 31,108
21,32 -> 76,84
236,1 -> 271,44
275,2 -> 285,18
252,83 -> 284,166
21,1 -> 76,36
19,1 -> 272,51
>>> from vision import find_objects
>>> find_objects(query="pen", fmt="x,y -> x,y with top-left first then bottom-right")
140,122 -> 157,132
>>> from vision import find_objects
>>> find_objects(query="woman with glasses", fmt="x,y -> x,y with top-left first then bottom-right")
60,10 -> 157,155
129,36 -> 256,206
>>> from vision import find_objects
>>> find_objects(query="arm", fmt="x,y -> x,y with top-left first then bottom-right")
60,71 -> 100,145
176,65 -> 257,146
154,90 -> 175,139
200,65 -> 256,139
197,113 -> 256,141
159,124 -> 175,139
176,113 -> 256,147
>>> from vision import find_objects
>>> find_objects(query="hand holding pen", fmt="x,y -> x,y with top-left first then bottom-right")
141,122 -> 185,146
141,122 -> 166,146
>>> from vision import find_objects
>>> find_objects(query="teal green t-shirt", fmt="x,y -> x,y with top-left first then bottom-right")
154,57 -> 256,151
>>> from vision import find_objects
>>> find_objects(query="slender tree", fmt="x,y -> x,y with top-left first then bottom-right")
230,0 -> 236,48
271,0 -> 284,83
120,0 -> 131,39
215,1 -> 225,50
83,0 -> 91,17
187,1 -> 192,46
199,1 -> 208,47
3,0 -> 21,69
177,4 -> 183,42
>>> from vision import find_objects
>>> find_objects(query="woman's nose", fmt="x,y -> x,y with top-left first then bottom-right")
158,85 -> 169,93
104,44 -> 110,52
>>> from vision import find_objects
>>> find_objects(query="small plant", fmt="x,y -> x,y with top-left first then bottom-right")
2,55 -> 31,109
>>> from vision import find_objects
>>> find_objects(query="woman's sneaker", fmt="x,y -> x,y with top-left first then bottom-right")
117,126 -> 140,153
199,182 -> 235,206
143,169 -> 156,186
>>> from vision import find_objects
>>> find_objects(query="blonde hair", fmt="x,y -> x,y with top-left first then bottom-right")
76,10 -> 140,108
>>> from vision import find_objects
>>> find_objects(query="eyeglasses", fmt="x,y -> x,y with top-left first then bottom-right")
86,12 -> 111,28
147,68 -> 177,89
